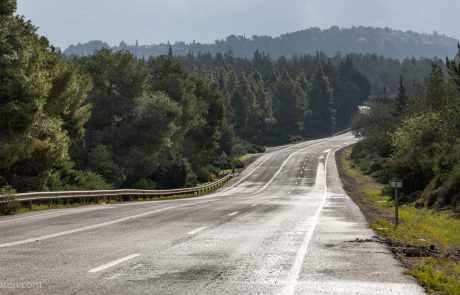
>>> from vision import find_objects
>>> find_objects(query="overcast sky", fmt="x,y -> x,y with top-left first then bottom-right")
17,0 -> 460,49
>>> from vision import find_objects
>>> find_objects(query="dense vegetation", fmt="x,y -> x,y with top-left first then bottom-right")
0,1 -> 369,194
2,0 -> 458,207
180,51 -> 371,144
351,46 -> 460,212
64,27 -> 459,60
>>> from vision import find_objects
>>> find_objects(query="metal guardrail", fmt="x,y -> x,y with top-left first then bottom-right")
332,128 -> 351,137
1,174 -> 232,208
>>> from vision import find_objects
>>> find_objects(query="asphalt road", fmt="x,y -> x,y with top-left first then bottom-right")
0,133 -> 425,294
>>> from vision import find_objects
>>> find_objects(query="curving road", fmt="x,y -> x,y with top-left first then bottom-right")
0,133 -> 424,294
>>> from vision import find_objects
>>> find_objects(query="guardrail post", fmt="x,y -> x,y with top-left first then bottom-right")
28,200 -> 33,210
49,199 -> 52,208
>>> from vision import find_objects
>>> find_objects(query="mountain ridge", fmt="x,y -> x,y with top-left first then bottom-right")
63,26 -> 459,60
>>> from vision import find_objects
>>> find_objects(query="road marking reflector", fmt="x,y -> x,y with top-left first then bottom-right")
88,254 -> 140,273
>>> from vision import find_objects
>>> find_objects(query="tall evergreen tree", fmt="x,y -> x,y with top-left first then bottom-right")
309,57 -> 335,135
396,77 -> 408,114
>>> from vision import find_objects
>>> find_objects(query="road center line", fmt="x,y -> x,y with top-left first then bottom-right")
88,254 -> 140,273
281,149 -> 333,295
228,211 -> 239,216
187,226 -> 208,235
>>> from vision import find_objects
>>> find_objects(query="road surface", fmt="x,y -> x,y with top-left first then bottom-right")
0,133 -> 424,294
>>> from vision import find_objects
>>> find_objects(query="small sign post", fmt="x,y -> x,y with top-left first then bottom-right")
390,179 -> 403,225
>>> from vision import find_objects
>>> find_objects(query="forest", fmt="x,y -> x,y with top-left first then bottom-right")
1,0 -> 457,207
351,46 -> 460,211
64,26 -> 459,60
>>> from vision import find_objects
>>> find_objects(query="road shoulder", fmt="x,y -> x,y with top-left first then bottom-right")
336,146 -> 460,295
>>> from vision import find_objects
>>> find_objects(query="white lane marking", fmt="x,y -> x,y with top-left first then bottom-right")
323,149 -> 331,153
228,211 -> 239,216
88,254 -> 140,273
0,206 -> 115,224
220,141 -> 315,193
300,171 -> 303,174
0,199 -> 217,248
251,204 -> 258,207
187,226 -> 208,235
282,150 -> 332,295
246,151 -> 298,196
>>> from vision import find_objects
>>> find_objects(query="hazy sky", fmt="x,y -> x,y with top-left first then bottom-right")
17,0 -> 460,49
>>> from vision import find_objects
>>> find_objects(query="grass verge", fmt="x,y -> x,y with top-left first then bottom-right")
336,146 -> 460,295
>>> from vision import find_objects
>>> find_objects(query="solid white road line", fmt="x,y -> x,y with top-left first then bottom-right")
187,226 -> 208,235
228,211 -> 239,216
282,149 -> 333,295
0,199 -> 217,248
88,254 -> 140,273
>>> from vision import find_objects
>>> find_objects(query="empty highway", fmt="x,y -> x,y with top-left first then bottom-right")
0,133 -> 424,294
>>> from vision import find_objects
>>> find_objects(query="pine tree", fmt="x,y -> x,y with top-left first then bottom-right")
309,57 -> 335,136
396,77 -> 408,114
446,44 -> 460,91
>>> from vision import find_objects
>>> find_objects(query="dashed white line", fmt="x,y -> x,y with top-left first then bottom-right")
228,211 -> 239,216
251,204 -> 258,207
187,226 -> 208,235
88,254 -> 140,273
282,148 -> 337,294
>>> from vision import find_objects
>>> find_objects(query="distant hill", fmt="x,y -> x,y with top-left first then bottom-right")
63,26 -> 459,60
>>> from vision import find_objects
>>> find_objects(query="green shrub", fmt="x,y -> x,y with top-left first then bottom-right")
46,164 -> 113,191
0,186 -> 20,215
233,158 -> 245,169
132,178 -> 156,190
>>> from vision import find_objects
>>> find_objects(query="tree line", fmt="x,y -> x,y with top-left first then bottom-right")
0,1 -> 370,193
64,26 -> 459,61
351,46 -> 460,211
179,50 -> 371,144
2,0 -> 456,200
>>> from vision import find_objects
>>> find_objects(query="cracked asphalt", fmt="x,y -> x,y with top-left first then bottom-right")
0,133 -> 425,294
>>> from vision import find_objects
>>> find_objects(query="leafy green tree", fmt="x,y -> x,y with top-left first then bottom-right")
0,0 -> 16,16
0,7 -> 93,191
